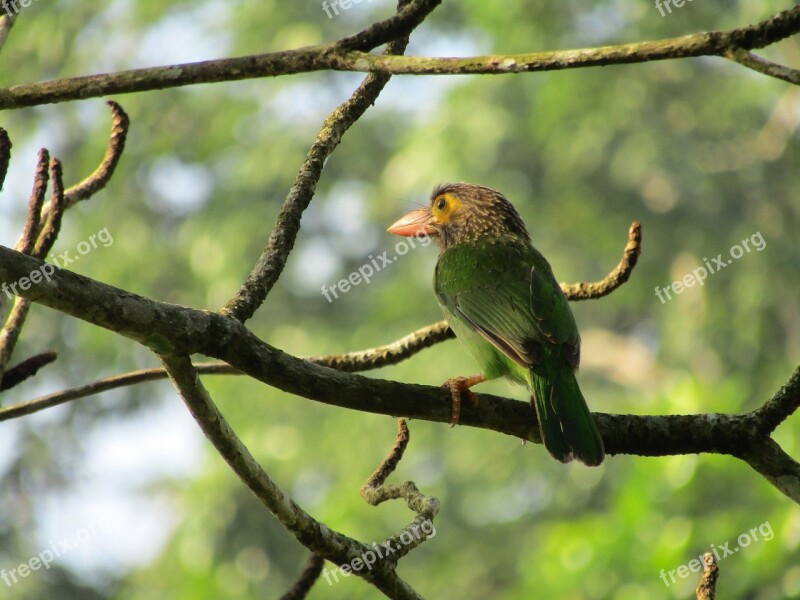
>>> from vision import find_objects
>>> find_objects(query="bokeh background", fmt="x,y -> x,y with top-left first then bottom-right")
1,1 -> 799,598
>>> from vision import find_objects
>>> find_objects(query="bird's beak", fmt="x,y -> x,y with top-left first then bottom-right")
387,207 -> 436,237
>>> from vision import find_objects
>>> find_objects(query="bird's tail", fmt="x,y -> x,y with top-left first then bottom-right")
527,359 -> 605,467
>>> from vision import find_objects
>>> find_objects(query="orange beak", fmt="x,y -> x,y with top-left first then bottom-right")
387,207 -> 436,237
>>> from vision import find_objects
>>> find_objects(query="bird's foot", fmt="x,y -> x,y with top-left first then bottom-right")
441,374 -> 486,427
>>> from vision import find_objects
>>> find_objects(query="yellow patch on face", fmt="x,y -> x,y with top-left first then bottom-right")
431,193 -> 462,224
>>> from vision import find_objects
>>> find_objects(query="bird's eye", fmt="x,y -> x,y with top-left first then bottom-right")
435,196 -> 447,212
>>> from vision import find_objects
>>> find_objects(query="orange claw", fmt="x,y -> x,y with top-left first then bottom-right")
441,374 -> 486,427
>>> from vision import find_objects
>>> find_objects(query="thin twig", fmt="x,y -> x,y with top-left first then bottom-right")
278,554 -> 325,600
0,127 -> 10,191
0,298 -> 31,375
727,48 -> 800,86
753,366 -> 800,434
309,321 -> 454,371
0,7 -> 797,111
0,363 -> 233,420
221,1 -> 437,322
32,158 -> 65,259
0,13 -> 14,54
361,419 -> 439,563
0,351 -> 57,391
695,552 -> 719,600
17,148 -> 49,254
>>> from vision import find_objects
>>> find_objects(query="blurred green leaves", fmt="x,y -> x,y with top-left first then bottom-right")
0,1 -> 798,598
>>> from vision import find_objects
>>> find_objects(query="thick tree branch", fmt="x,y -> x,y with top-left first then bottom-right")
0,7 -> 797,111
0,218 -> 641,415
159,356 -> 370,569
0,247 -> 797,501
0,0 -> 442,112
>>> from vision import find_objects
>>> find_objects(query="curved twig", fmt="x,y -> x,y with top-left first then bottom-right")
62,100 -> 130,209
279,554 -> 325,600
560,221 -> 642,300
0,7 -> 796,111
361,419 -> 439,563
17,148 -> 49,254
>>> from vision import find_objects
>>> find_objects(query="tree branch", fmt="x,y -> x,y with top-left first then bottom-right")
278,554 -> 324,600
361,419 -> 439,562
1,247 -> 797,501
0,13 -> 15,55
726,47 -> 800,86
0,218 -> 641,416
0,351 -> 57,392
0,7 -> 796,111
160,352 -> 424,599
695,552 -> 719,600
0,127 -> 10,192
221,0 -> 438,323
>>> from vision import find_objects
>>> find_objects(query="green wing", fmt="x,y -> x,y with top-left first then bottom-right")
434,238 -> 580,369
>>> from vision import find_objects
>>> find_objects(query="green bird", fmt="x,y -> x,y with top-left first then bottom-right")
388,183 -> 604,466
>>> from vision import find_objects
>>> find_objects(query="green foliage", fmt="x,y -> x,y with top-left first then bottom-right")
0,1 -> 798,598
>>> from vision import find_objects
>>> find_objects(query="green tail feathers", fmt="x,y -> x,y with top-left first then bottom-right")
527,361 -> 605,467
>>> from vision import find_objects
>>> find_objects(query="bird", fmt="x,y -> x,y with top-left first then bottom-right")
387,183 -> 604,466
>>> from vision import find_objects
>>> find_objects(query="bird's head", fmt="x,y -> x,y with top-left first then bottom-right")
387,182 -> 530,251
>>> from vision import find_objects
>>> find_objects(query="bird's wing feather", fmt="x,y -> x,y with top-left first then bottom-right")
435,240 -> 579,369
